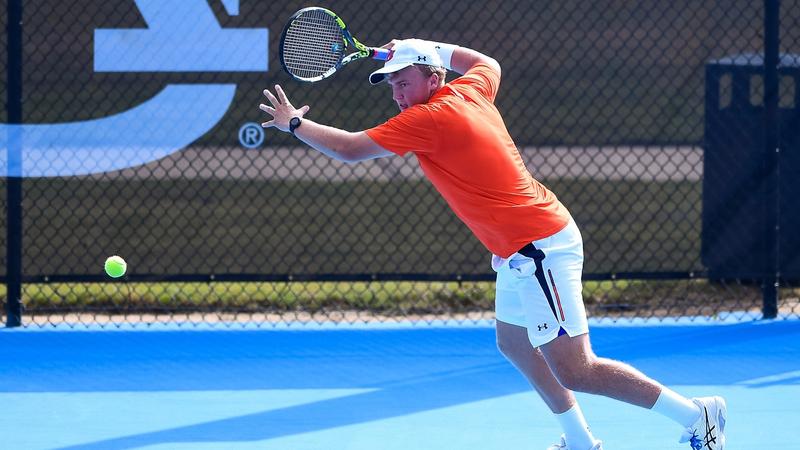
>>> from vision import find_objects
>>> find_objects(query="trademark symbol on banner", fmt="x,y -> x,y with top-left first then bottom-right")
239,122 -> 265,148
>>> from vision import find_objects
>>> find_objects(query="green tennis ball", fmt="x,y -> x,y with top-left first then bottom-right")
104,255 -> 127,278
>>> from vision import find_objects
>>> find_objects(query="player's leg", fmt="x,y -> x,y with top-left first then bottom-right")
496,320 -> 598,450
518,219 -> 725,449
495,249 -> 599,450
539,332 -> 662,406
539,333 -> 726,449
496,319 -> 574,412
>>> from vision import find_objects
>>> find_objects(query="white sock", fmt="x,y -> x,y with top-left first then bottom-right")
651,387 -> 701,427
555,403 -> 596,450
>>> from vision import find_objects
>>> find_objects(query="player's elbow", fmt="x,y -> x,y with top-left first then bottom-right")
465,55 -> 501,80
486,57 -> 501,77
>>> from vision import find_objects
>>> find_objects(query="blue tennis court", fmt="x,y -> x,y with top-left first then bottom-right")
2,319 -> 798,449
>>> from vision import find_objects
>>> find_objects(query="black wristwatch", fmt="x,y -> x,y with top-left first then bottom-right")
289,117 -> 302,135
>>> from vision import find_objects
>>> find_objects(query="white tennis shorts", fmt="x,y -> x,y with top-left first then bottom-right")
493,218 -> 589,347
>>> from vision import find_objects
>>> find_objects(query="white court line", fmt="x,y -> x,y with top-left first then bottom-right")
736,370 -> 800,386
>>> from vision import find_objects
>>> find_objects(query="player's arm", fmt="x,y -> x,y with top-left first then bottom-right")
381,39 -> 501,77
290,119 -> 392,163
448,46 -> 501,77
260,85 -> 393,163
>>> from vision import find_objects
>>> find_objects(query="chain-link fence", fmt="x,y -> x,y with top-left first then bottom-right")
3,0 -> 800,328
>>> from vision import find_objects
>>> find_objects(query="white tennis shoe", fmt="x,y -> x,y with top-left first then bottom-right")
547,434 -> 603,450
679,396 -> 727,450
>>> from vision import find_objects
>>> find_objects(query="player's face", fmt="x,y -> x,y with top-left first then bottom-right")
387,66 -> 439,111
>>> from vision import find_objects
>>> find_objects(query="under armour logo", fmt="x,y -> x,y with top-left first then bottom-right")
417,55 -> 427,61
537,323 -> 548,331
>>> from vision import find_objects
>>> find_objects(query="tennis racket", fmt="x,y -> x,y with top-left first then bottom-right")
279,7 -> 391,82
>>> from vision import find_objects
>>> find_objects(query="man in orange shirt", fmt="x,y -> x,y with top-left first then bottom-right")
260,38 -> 726,450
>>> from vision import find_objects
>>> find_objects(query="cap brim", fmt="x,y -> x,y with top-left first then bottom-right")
369,62 -> 415,85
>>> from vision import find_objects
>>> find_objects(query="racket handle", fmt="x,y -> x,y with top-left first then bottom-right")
371,48 -> 392,61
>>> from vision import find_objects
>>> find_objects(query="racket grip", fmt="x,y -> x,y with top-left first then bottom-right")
371,48 -> 392,61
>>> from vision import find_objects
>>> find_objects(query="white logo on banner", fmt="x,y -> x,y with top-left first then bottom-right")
0,0 -> 268,177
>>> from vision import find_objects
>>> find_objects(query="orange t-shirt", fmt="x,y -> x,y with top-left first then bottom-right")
365,63 -> 570,258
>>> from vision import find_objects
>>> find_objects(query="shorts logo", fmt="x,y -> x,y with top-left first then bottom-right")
537,323 -> 548,331
1,0 -> 268,177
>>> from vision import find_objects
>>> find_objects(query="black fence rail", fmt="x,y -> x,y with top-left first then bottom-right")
3,0 -> 800,327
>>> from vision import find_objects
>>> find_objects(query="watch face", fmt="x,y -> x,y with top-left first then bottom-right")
289,117 -> 301,132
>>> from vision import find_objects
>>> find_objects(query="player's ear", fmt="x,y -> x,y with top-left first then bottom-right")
429,72 -> 440,89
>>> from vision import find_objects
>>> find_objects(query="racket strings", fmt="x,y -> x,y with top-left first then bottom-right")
282,10 -> 345,79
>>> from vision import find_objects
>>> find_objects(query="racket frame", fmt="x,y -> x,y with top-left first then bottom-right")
279,7 -> 390,82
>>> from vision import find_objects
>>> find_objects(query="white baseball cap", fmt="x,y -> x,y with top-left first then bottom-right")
369,39 -> 444,85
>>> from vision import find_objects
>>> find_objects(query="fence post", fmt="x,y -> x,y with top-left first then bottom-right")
761,0 -> 780,319
5,0 -> 23,327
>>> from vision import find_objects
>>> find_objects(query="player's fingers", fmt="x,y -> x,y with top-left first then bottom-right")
299,105 -> 310,115
259,103 -> 275,114
274,84 -> 291,107
263,89 -> 279,106
261,120 -> 274,128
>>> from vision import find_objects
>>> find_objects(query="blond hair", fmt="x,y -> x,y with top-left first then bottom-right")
414,64 -> 447,88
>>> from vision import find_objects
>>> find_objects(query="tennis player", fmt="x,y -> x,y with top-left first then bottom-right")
260,38 -> 726,450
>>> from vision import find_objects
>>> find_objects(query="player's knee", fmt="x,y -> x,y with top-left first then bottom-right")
495,331 -> 532,363
550,360 -> 595,392
557,370 -> 591,392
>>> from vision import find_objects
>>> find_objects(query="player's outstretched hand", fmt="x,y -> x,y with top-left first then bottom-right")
259,84 -> 310,132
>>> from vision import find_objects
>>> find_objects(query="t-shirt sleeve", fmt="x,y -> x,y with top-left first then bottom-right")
448,63 -> 500,102
365,106 -> 438,156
